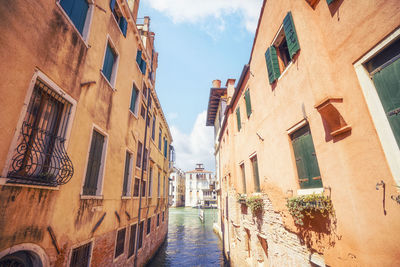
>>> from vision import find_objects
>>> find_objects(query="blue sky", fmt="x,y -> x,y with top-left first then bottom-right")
138,0 -> 262,171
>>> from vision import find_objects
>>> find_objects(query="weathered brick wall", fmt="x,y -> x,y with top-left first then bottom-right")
227,190 -> 312,267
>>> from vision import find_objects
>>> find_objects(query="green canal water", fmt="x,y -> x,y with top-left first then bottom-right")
146,207 -> 228,267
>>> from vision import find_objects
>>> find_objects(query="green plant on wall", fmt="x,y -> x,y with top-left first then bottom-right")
286,193 -> 334,226
246,195 -> 264,214
236,193 -> 247,203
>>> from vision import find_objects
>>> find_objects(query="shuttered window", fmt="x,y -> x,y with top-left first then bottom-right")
135,50 -> 147,75
136,50 -> 142,66
265,46 -> 281,84
236,107 -> 241,131
110,0 -> 127,37
128,224 -> 137,258
138,221 -> 144,249
152,116 -> 156,140
130,86 -> 138,114
70,242 -> 92,267
244,89 -> 252,118
327,0 -> 335,4
140,60 -> 147,75
240,163 -> 246,194
60,0 -> 89,35
251,156 -> 260,192
136,141 -> 142,168
119,17 -> 127,37
291,125 -> 323,189
283,12 -> 300,59
148,167 -> 153,196
146,218 -> 151,235
114,228 -> 126,258
164,138 -> 168,158
102,43 -> 116,82
83,130 -> 105,195
122,151 -> 131,196
158,129 -> 162,150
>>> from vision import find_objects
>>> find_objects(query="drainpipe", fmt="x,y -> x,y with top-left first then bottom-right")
134,78 -> 151,267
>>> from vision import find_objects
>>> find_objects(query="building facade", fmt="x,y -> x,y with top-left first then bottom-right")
169,167 -> 185,207
0,0 -> 173,266
207,0 -> 400,266
185,164 -> 217,208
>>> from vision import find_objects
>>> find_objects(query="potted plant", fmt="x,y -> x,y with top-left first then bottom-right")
237,193 -> 247,204
246,195 -> 264,215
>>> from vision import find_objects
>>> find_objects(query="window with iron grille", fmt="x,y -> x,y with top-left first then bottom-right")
141,180 -> 146,197
138,221 -> 144,249
133,177 -> 140,197
128,224 -> 137,258
146,218 -> 151,235
7,79 -> 74,186
83,130 -> 106,195
70,242 -> 92,267
114,228 -> 126,258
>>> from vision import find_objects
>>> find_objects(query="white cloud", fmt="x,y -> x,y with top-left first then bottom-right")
167,112 -> 178,121
147,0 -> 263,33
170,111 -> 215,172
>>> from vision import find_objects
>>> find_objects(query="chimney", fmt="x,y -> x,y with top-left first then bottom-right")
212,79 -> 221,88
226,79 -> 236,105
127,0 -> 140,22
143,16 -> 150,32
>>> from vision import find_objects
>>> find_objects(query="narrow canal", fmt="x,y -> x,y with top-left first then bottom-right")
146,207 -> 228,266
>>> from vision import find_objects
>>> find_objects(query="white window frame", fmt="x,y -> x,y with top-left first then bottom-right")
67,239 -> 94,267
0,70 -> 77,187
80,124 -> 108,198
100,35 -> 120,90
122,149 -> 134,198
354,28 -> 400,187
56,0 -> 95,46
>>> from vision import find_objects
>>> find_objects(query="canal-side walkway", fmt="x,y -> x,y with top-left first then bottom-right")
146,207 -> 228,266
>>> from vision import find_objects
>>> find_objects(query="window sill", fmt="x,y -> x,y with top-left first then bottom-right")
296,188 -> 324,196
100,71 -> 116,91
80,195 -> 104,200
0,178 -> 60,190
277,61 -> 293,82
122,196 -> 132,200
129,110 -> 139,119
55,2 -> 89,48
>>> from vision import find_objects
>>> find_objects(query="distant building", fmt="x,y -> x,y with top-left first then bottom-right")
185,164 -> 217,208
170,167 -> 185,207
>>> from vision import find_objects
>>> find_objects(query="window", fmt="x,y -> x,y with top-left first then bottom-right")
102,41 -> 118,86
70,242 -> 92,267
151,116 -> 156,140
146,218 -> 151,235
138,221 -> 144,249
163,176 -> 166,198
290,124 -> 322,189
141,180 -> 146,197
122,151 -> 133,196
164,138 -> 168,158
265,11 -> 300,84
136,49 -> 147,75
114,228 -> 126,258
157,171 -> 161,197
128,224 -> 137,258
148,167 -> 153,197
240,163 -> 246,194
157,214 -> 160,227
250,156 -> 260,192
236,107 -> 241,131
133,178 -> 140,197
244,89 -> 252,118
59,0 -> 90,37
158,128 -> 162,150
109,0 -> 127,37
6,78 -> 74,186
83,130 -> 106,196
143,148 -> 148,171
129,84 -> 140,115
136,141 -> 142,168
140,104 -> 146,119
162,211 -> 165,222
143,83 -> 148,100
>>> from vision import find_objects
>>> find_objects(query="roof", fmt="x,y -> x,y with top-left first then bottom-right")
206,87 -> 227,126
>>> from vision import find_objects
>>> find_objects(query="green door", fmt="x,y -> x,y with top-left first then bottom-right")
372,57 -> 400,148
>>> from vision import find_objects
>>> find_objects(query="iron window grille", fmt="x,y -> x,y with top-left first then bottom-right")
115,228 -> 126,258
70,242 -> 92,267
7,79 -> 74,186
128,224 -> 137,258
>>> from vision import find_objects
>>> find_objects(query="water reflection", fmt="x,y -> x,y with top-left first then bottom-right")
147,207 -> 228,267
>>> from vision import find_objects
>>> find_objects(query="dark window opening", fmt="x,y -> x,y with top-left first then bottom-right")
133,178 -> 140,197
128,224 -> 137,258
70,242 -> 92,267
138,221 -> 144,249
114,228 -> 126,258
146,218 -> 151,235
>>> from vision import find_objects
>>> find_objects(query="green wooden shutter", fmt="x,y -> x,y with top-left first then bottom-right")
120,17 -> 127,37
265,46 -> 281,84
136,50 -> 142,65
84,131 -> 104,195
122,151 -> 131,196
244,89 -> 252,118
236,107 -> 241,131
291,125 -> 322,189
251,157 -> 260,192
372,58 -> 400,148
327,0 -> 335,4
110,0 -> 116,12
130,87 -> 137,113
283,12 -> 300,59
